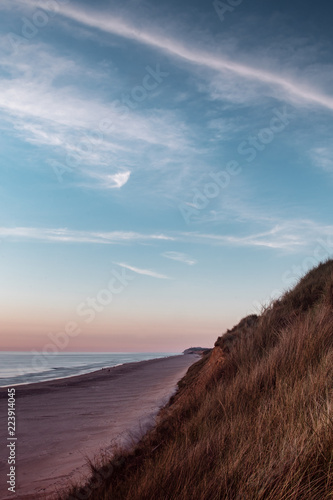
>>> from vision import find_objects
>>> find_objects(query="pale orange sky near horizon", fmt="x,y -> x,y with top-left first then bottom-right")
0,315 -> 230,352
0,273 -> 246,352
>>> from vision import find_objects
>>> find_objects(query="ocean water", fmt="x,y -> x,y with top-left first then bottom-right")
0,352 -> 180,388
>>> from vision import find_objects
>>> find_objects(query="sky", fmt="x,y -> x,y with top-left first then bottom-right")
1,0 -> 333,352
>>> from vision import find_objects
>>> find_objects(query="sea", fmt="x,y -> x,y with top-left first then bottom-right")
0,351 -> 180,388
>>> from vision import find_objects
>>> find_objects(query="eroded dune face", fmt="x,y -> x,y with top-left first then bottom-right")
85,261 -> 333,500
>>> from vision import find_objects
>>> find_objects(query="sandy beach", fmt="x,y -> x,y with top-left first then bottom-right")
0,354 -> 198,500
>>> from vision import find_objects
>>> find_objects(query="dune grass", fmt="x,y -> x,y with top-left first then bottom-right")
61,259 -> 333,500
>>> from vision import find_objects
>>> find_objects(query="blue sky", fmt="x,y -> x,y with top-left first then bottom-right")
1,0 -> 333,352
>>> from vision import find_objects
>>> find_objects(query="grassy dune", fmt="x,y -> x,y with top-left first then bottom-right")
62,260 -> 333,500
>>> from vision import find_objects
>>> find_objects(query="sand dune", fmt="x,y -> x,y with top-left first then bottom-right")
0,354 -> 197,499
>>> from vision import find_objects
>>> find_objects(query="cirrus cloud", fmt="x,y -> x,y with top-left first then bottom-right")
114,262 -> 172,279
161,251 -> 197,265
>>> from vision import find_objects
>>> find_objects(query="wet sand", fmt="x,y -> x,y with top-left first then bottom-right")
0,354 -> 198,499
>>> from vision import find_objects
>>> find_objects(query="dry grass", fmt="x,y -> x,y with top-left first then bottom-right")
61,259 -> 333,500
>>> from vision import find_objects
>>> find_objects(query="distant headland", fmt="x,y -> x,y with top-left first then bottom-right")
183,347 -> 211,355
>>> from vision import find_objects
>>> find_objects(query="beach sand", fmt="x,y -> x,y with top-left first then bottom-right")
0,354 -> 198,500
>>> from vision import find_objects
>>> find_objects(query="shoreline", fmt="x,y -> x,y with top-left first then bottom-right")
0,353 -> 185,395
0,352 -> 180,389
0,353 -> 198,499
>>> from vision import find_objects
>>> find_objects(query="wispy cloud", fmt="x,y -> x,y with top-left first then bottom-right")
0,48 -> 185,149
1,219 -> 333,251
310,147 -> 333,173
114,262 -> 172,279
105,171 -> 131,188
181,220 -> 333,251
162,251 -> 197,265
0,227 -> 175,244
87,170 -> 131,189
27,1 -> 333,112
0,36 -> 190,191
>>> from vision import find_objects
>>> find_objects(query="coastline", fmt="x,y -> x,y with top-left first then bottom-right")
0,353 -> 198,500
0,352 -> 180,389
0,353 -> 187,396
